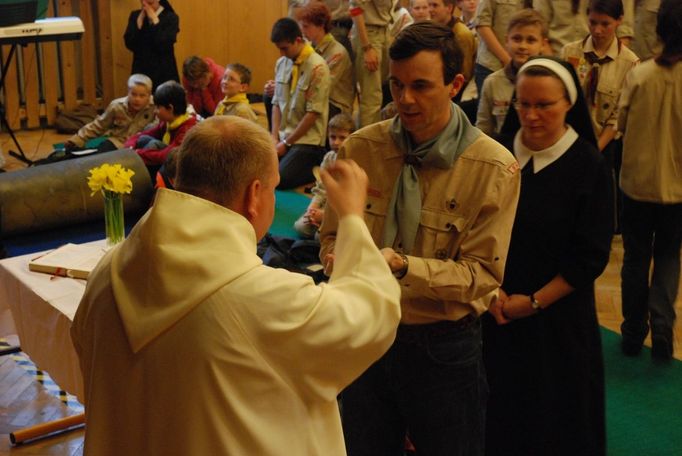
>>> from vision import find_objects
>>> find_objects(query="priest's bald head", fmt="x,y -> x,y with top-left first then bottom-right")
174,116 -> 280,239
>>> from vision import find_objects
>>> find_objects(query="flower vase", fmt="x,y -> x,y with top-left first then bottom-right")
103,191 -> 125,247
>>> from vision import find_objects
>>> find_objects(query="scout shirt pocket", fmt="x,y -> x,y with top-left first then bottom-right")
419,208 -> 468,261
293,78 -> 310,117
364,195 -> 389,243
274,74 -> 290,110
594,84 -> 619,126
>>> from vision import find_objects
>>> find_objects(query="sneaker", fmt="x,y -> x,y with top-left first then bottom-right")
651,335 -> 673,362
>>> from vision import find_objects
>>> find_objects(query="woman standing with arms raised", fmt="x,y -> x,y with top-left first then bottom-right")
124,0 -> 180,90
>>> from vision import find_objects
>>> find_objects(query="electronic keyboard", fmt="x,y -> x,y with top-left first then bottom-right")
0,17 -> 84,45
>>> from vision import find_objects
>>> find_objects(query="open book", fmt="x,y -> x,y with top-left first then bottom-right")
28,243 -> 107,280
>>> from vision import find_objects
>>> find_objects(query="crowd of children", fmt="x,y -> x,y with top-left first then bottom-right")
61,0 -> 679,356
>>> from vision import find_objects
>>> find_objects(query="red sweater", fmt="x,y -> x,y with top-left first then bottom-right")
182,57 -> 224,117
124,115 -> 198,165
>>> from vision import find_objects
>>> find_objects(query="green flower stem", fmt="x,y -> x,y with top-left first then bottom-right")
103,190 -> 125,247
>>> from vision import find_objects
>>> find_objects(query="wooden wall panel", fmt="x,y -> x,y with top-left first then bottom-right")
21,46 -> 41,128
2,0 -> 292,131
78,0 -> 98,104
41,0 -> 59,125
1,46 -> 21,130
95,0 -> 113,103
58,0 -> 78,110
110,0 -> 289,97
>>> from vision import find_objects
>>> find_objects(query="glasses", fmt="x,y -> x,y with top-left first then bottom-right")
512,98 -> 565,112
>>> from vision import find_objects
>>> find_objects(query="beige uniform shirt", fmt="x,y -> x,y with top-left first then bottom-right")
476,68 -> 514,136
350,0 -> 393,26
273,51 -> 331,146
474,0 -> 525,71
320,119 -> 521,324
325,0 -> 351,21
534,0 -> 589,56
632,0 -> 662,61
69,96 -> 155,148
562,37 -> 639,135
618,60 -> 682,204
535,0 -> 635,56
316,35 -> 355,114
214,99 -> 258,123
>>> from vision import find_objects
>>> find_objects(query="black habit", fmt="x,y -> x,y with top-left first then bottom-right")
124,8 -> 180,90
483,134 -> 613,455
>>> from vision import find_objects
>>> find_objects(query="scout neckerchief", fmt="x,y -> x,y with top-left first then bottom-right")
290,43 -> 315,95
214,93 -> 249,116
315,33 -> 334,54
504,60 -> 520,84
162,112 -> 190,144
583,35 -> 619,107
383,103 -> 480,254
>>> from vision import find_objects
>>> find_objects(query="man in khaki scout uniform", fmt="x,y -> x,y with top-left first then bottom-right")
320,22 -> 520,455
349,0 -> 393,127
270,17 -> 331,189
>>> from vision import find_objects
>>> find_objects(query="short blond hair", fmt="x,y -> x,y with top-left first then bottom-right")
175,116 -> 274,205
127,74 -> 152,92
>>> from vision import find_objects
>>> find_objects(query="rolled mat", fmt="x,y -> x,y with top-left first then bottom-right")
0,149 -> 153,236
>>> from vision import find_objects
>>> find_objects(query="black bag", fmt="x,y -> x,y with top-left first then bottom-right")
32,149 -> 76,166
257,233 -> 326,283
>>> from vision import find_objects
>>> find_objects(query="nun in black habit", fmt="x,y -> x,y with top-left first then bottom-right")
482,57 -> 613,456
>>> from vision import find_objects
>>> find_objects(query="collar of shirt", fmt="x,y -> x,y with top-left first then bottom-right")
514,125 -> 578,173
583,35 -> 619,60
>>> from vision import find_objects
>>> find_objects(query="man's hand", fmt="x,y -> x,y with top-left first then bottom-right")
363,47 -> 379,72
136,7 -> 146,29
323,253 -> 335,276
275,142 -> 288,157
489,289 -> 512,325
500,294 -> 537,320
142,3 -> 159,24
380,247 -> 404,275
307,207 -> 324,226
264,80 -> 276,97
320,159 -> 368,219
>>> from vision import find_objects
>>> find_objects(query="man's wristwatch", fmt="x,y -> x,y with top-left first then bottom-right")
530,294 -> 542,311
393,252 -> 408,279
282,138 -> 292,148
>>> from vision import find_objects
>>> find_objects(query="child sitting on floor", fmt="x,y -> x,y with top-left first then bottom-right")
213,63 -> 258,123
293,113 -> 353,239
125,80 -> 198,179
65,74 -> 156,153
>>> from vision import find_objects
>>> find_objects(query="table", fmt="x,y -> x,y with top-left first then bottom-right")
0,240 -> 106,401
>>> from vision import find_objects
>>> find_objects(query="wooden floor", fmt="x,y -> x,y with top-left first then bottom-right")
1,127 -> 681,454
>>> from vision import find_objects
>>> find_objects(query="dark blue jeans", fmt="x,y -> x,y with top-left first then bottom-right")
620,194 -> 682,343
277,144 -> 326,190
341,318 -> 488,456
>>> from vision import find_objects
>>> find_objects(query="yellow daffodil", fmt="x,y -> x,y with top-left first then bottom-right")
87,163 -> 135,196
